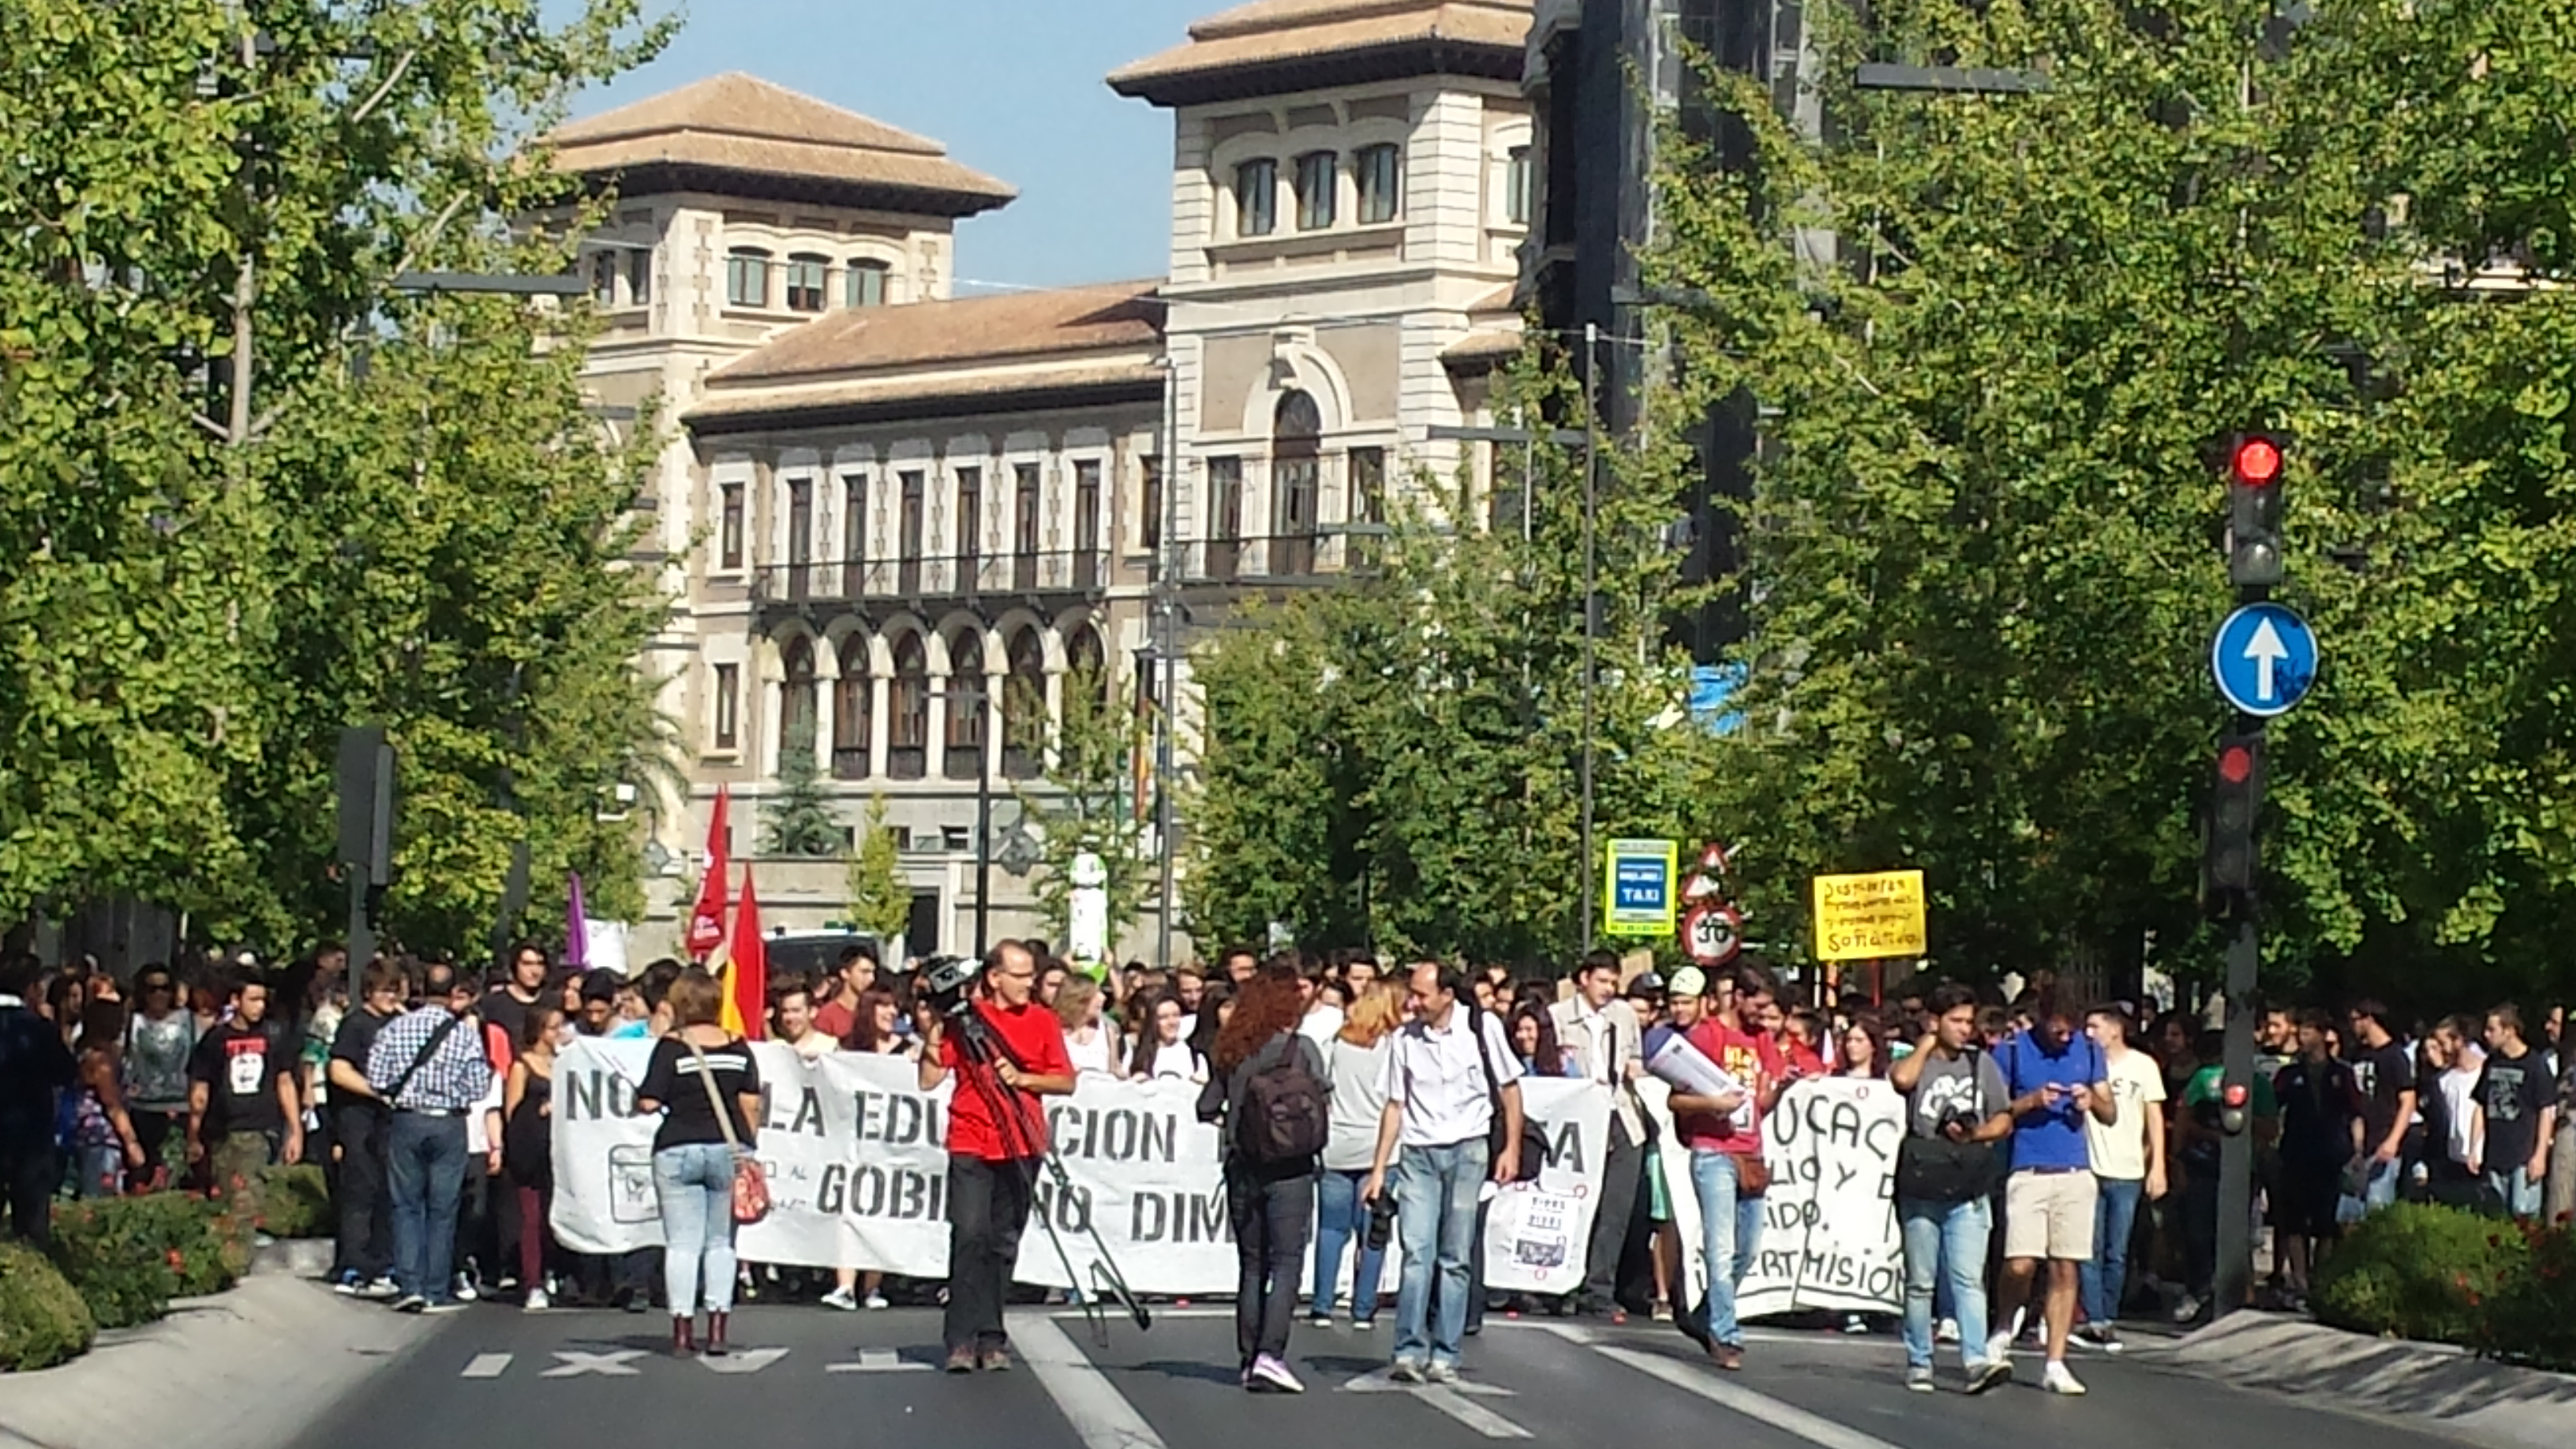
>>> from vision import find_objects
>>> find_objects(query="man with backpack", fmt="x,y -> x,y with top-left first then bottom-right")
1198,963 -> 1333,1392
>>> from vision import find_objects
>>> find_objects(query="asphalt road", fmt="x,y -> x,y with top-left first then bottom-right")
290,1300 -> 2481,1449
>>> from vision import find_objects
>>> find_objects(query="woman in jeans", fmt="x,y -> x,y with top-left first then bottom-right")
1313,981 -> 1401,1328
634,968 -> 763,1357
1197,964 -> 1329,1393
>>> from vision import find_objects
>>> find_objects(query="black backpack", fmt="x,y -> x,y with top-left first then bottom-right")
1238,1033 -> 1330,1164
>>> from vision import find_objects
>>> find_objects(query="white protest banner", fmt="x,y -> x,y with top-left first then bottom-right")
1646,1075 -> 1904,1320
551,1036 -> 1618,1297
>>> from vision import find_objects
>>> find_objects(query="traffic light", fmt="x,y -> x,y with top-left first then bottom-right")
2219,1080 -> 2251,1136
2226,432 -> 2286,588
2203,732 -> 2265,913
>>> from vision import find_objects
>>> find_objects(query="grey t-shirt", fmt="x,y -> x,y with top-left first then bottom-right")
1324,1036 -> 1390,1171
1904,1047 -> 2009,1140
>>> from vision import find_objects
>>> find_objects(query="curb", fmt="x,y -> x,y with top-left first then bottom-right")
251,1236 -> 336,1280
2150,1312 -> 2576,1449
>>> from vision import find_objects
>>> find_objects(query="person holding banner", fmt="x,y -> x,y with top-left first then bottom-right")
919,942 -> 1076,1374
1889,983 -> 2015,1395
1550,950 -> 1648,1322
1664,962 -> 1785,1372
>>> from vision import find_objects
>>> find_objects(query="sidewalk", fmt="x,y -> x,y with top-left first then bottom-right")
0,1254 -> 436,1449
2146,1312 -> 2576,1449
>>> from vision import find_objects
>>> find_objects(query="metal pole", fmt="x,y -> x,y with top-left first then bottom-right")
1155,359 -> 1186,972
2215,904 -> 2260,1319
346,874 -> 374,977
974,683 -> 994,959
1578,323 -> 1601,954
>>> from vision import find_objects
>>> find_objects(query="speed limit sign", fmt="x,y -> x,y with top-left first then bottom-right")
1683,902 -> 1742,967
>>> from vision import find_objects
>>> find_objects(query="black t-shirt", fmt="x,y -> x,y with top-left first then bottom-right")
189,1021 -> 290,1136
2275,1057 -> 2364,1169
328,1007 -> 396,1116
2474,1046 -> 2552,1174
481,988 -> 538,1056
636,1035 -> 762,1153
2350,1041 -> 2413,1155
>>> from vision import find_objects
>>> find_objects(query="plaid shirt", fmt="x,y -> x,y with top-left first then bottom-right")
363,1005 -> 494,1113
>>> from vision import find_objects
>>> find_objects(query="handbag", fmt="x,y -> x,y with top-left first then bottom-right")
1469,1003 -> 1552,1184
688,1039 -> 770,1224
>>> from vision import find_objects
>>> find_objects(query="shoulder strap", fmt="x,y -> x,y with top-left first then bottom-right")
386,1014 -> 463,1106
688,1039 -> 744,1149
1467,1003 -> 1501,1103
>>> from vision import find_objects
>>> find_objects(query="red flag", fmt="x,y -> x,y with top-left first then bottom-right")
721,865 -> 767,1041
685,785 -> 731,960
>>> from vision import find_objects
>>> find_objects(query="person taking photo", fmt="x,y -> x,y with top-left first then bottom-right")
1889,983 -> 2014,1395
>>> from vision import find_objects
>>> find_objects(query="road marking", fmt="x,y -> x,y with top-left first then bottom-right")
699,1346 -> 791,1375
1339,1369 -> 1529,1438
460,1353 -> 514,1379
829,1349 -> 934,1373
542,1349 -> 646,1378
1010,1313 -> 1168,1449
1591,1344 -> 1904,1449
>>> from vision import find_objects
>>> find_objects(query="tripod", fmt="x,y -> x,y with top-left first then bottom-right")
949,1009 -> 1151,1343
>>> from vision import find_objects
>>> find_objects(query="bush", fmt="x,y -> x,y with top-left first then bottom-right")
255,1164 -> 332,1240
47,1192 -> 240,1330
0,1240 -> 96,1372
2314,1201 -> 2576,1369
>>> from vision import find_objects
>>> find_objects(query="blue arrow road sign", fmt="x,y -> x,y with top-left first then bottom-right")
2211,603 -> 2320,717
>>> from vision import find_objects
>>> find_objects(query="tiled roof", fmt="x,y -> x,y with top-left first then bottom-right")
1110,0 -> 1531,100
544,73 -> 1015,213
708,281 -> 1168,386
1443,327 -> 1525,369
688,362 -> 1169,426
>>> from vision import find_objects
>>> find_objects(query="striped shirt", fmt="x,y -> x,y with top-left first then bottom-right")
364,1006 -> 495,1114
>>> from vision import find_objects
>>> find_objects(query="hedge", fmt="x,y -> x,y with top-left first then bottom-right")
0,1241 -> 95,1372
255,1164 -> 333,1240
2313,1202 -> 2576,1372
47,1191 -> 243,1330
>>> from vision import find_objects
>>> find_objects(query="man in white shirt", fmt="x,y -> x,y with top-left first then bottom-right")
1550,949 -> 1645,1320
1364,963 -> 1524,1384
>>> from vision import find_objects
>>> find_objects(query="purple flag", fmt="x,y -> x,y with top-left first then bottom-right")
566,871 -> 590,968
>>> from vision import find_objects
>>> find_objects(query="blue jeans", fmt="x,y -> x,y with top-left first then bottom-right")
1689,1150 -> 1764,1348
1392,1137 -> 1487,1368
2079,1177 -> 2144,1325
2362,1156 -> 2400,1211
655,1143 -> 740,1317
1900,1197 -> 1992,1370
2486,1166 -> 2544,1220
1314,1168 -> 1387,1321
387,1113 -> 467,1303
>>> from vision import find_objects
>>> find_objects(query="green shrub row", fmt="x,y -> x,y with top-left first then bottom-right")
2312,1202 -> 2576,1372
0,1242 -> 94,1372
47,1190 -> 245,1330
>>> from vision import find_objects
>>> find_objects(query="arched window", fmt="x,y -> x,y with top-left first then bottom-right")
945,631 -> 987,781
1273,390 -> 1322,575
785,253 -> 829,313
889,634 -> 929,780
1066,624 -> 1108,709
780,637 -> 818,770
1002,627 -> 1046,780
833,634 -> 871,779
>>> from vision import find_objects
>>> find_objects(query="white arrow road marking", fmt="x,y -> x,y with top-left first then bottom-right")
1011,1313 -> 1167,1449
542,1350 -> 646,1378
459,1353 -> 514,1380
1590,1345 -> 1901,1449
2245,616 -> 2290,702
698,1347 -> 791,1376
1339,1371 -> 1529,1437
828,1349 -> 933,1373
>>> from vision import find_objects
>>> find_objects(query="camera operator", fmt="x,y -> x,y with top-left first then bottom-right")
918,940 -> 1076,1374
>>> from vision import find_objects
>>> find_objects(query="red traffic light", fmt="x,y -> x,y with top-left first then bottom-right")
2218,743 -> 2256,785
2223,1083 -> 2249,1108
2233,436 -> 2284,487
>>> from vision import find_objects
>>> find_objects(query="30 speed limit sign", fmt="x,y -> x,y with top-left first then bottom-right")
1683,902 -> 1742,967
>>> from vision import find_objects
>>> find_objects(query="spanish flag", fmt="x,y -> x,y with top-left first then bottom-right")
718,864 -> 767,1040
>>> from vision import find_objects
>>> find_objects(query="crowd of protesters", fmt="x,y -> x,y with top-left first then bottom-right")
1,938 -> 2567,1391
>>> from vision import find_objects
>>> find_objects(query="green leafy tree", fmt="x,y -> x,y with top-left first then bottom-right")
845,793 -> 911,942
1655,0 -> 2576,1001
1014,663 -> 1151,957
764,719 -> 844,859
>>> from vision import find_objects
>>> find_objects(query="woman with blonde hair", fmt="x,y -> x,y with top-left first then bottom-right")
1311,979 -> 1405,1329
632,968 -> 763,1357
1056,975 -> 1121,1077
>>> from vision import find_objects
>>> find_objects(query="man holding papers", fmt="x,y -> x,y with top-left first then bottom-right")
1654,963 -> 1786,1371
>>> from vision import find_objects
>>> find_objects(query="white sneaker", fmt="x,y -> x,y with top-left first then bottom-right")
820,1287 -> 859,1312
863,1293 -> 889,1310
2171,1294 -> 2204,1324
1984,1331 -> 2015,1366
452,1275 -> 479,1304
524,1287 -> 550,1311
2042,1361 -> 2088,1396
1906,1366 -> 1936,1393
1425,1361 -> 1459,1385
1934,1317 -> 1962,1344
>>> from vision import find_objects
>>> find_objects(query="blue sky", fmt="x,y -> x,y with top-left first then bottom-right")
564,0 -> 1215,290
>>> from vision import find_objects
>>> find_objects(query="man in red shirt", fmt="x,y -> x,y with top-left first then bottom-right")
1665,961 -> 1788,1369
919,940 -> 1076,1373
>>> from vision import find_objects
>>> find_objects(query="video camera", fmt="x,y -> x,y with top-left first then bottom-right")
918,953 -> 983,1020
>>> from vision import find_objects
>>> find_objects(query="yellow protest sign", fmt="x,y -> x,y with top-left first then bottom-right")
1811,871 -> 1927,961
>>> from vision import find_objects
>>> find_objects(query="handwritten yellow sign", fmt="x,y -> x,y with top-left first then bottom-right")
1812,871 -> 1927,962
